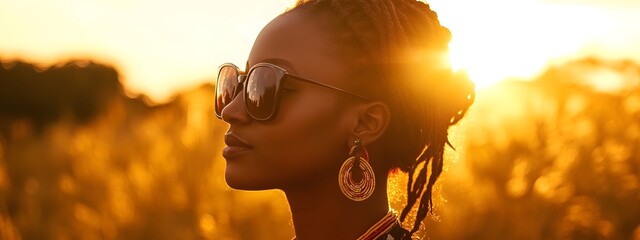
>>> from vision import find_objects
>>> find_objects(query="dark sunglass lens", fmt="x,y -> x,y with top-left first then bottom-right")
245,66 -> 279,120
215,66 -> 239,116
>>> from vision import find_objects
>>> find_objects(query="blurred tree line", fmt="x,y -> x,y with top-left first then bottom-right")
0,58 -> 638,239
0,61 -> 122,127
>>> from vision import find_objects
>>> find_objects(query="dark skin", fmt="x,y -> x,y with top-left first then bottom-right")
221,10 -> 394,240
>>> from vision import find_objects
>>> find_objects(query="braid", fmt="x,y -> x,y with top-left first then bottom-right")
291,0 -> 475,237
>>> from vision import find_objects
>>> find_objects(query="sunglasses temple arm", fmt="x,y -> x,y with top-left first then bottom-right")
289,75 -> 370,101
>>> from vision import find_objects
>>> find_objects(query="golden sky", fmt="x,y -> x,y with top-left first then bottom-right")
1,0 -> 639,101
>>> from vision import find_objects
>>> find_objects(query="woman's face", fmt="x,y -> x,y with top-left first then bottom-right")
221,10 -> 357,191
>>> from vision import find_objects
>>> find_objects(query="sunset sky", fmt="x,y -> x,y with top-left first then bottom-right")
1,0 -> 639,102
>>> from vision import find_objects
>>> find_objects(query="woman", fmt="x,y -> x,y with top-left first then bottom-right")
215,0 -> 474,239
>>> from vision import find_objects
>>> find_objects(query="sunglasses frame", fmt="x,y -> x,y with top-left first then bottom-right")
215,62 -> 370,121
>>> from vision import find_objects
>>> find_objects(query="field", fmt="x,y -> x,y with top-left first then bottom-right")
1,58 -> 639,239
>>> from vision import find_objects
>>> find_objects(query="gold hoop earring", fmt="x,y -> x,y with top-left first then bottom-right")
338,139 -> 375,201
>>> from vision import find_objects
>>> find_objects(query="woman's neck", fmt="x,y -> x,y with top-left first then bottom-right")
283,176 -> 389,240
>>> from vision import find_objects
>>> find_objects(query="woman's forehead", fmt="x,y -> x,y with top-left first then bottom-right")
247,11 -> 349,83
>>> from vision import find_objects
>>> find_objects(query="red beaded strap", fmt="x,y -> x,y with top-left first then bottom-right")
357,210 -> 398,240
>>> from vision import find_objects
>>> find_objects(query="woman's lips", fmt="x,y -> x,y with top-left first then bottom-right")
223,133 -> 252,158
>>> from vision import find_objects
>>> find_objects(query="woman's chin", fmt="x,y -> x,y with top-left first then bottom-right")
224,176 -> 251,190
224,167 -> 272,190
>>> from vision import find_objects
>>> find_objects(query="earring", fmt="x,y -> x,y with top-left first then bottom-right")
338,138 -> 375,201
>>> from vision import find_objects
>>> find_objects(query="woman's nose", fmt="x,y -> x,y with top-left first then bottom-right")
221,89 -> 251,125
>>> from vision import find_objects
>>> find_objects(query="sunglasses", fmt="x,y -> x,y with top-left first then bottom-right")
215,62 -> 369,121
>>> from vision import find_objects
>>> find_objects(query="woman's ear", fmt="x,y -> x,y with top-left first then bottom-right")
350,101 -> 391,145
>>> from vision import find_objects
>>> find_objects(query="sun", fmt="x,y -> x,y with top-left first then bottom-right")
433,0 -> 600,89
448,37 -> 548,89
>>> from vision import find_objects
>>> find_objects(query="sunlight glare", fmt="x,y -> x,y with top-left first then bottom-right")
434,0 -> 618,89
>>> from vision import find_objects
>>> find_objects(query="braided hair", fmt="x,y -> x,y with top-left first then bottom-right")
288,0 -> 475,236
